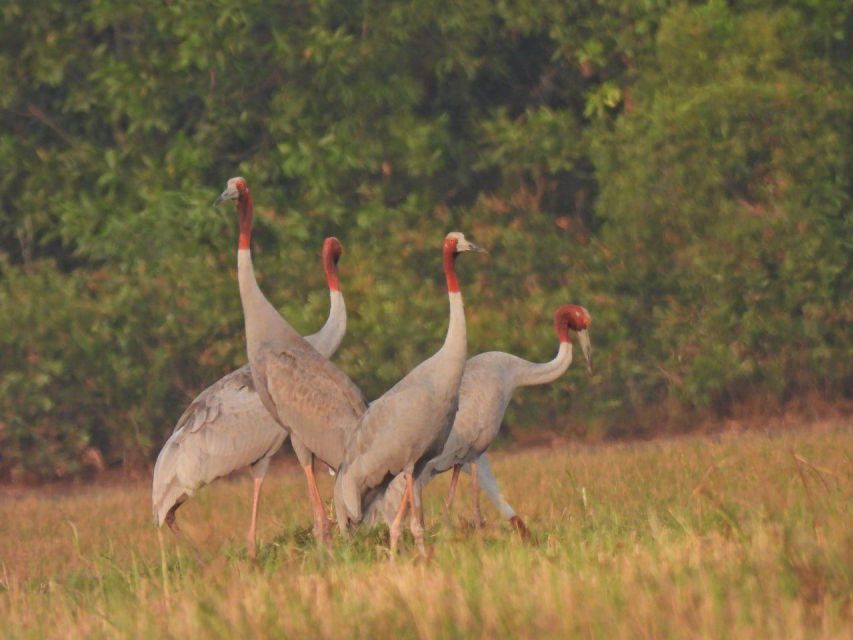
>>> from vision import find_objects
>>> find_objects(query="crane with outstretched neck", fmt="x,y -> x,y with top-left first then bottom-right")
215,177 -> 366,547
333,231 -> 485,556
152,237 -> 347,558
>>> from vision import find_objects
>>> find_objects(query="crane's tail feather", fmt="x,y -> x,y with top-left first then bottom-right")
342,472 -> 362,522
333,465 -> 363,528
152,440 -> 192,527
152,476 -> 189,527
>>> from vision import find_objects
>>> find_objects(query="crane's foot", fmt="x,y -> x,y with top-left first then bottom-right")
509,515 -> 532,542
247,538 -> 258,561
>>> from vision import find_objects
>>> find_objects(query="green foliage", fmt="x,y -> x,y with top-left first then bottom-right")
0,0 -> 849,479
590,3 -> 851,419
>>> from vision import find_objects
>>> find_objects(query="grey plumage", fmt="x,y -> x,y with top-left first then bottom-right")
364,451 -> 517,525
336,376 -> 461,522
427,349 -> 572,470
151,236 -> 348,535
364,305 -> 593,534
152,366 -> 283,528
333,232 -> 484,554
234,239 -> 366,470
251,338 -> 366,469
223,177 -> 366,544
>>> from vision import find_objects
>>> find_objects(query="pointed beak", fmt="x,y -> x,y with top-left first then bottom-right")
468,243 -> 487,254
214,186 -> 238,206
576,329 -> 593,374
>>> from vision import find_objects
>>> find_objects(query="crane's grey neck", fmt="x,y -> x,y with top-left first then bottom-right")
436,291 -> 467,379
237,248 -> 297,357
306,290 -> 346,359
513,341 -> 573,387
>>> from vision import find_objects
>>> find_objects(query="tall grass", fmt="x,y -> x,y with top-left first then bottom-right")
1,423 -> 850,638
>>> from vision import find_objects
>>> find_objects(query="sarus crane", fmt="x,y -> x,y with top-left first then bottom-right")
365,305 -> 592,540
152,236 -> 347,558
216,177 -> 366,547
334,231 -> 485,555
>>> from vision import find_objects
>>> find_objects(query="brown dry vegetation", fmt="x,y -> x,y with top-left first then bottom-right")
1,422 -> 851,639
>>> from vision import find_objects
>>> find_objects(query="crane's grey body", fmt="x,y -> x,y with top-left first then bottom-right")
335,292 -> 467,526
363,452 -> 518,526
151,288 -> 346,528
430,346 -> 572,471
229,187 -> 366,547
237,246 -> 366,469
333,233 -> 484,556
365,342 -> 576,528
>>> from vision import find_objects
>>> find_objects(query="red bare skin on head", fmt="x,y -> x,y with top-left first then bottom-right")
322,237 -> 343,291
236,180 -> 253,250
554,304 -> 591,343
443,236 -> 460,293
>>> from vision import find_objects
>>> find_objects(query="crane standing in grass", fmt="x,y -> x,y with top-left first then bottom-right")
365,305 -> 593,538
334,231 -> 486,555
216,177 -> 366,547
152,237 -> 347,558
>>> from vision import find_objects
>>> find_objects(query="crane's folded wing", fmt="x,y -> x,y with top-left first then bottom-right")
255,344 -> 366,466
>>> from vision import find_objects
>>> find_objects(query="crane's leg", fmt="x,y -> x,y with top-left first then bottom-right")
408,473 -> 427,557
389,473 -> 411,557
247,476 -> 264,560
302,461 -> 332,548
443,464 -> 462,528
470,461 -> 484,530
471,455 -> 530,541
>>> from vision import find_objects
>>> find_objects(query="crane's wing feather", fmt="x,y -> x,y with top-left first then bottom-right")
152,365 -> 286,526
172,366 -> 250,435
357,353 -> 516,525
453,353 -> 520,454
336,385 -> 448,521
347,386 -> 437,465
255,342 -> 366,467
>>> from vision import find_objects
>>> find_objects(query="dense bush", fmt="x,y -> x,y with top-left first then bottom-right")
0,1 -> 849,480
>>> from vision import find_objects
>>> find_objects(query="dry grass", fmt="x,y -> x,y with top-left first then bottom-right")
1,422 -> 851,639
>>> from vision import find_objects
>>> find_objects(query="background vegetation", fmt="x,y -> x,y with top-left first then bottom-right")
0,0 -> 850,480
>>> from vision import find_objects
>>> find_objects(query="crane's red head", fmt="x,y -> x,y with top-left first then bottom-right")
443,231 -> 486,293
554,304 -> 593,373
215,177 -> 253,249
322,236 -> 343,291
215,176 -> 250,204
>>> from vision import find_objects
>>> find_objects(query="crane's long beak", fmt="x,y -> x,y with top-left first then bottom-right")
214,185 -> 238,206
576,329 -> 593,374
468,243 -> 488,254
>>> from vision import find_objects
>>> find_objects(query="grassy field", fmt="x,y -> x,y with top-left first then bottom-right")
1,422 -> 851,639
